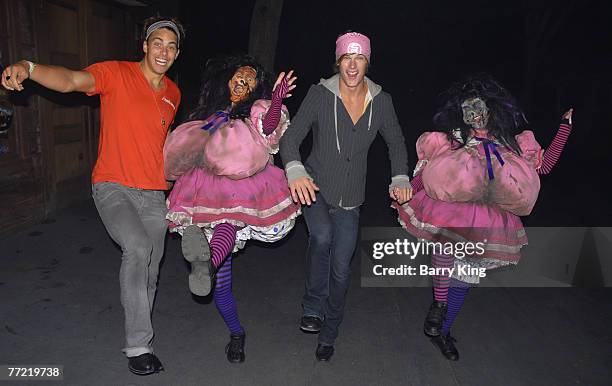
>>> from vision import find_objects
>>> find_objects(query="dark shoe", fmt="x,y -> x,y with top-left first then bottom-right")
225,333 -> 246,363
315,344 -> 334,361
182,225 -> 213,296
424,301 -> 447,337
300,315 -> 323,333
128,353 -> 164,375
430,332 -> 459,361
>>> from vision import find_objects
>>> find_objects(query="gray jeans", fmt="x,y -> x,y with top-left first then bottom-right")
92,182 -> 168,357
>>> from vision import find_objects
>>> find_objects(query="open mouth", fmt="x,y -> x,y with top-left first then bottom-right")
471,114 -> 486,123
155,58 -> 168,66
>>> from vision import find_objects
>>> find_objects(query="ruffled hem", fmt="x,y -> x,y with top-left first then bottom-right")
393,193 -> 528,264
168,193 -> 300,223
254,104 -> 290,155
167,209 -> 300,252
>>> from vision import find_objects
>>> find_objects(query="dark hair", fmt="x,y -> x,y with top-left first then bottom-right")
332,30 -> 370,74
188,54 -> 272,121
433,73 -> 527,155
141,16 -> 186,43
333,53 -> 370,74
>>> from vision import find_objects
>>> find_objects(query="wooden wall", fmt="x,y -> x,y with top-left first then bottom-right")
0,0 -> 141,236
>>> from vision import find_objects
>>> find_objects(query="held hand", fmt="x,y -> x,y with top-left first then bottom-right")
272,70 -> 297,99
289,176 -> 319,205
1,61 -> 30,91
562,108 -> 573,125
390,187 -> 413,204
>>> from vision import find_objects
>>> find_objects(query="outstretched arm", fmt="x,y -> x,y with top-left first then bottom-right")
537,108 -> 573,175
2,60 -> 95,94
262,70 -> 296,135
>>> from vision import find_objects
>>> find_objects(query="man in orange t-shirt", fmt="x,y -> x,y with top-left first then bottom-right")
2,16 -> 184,376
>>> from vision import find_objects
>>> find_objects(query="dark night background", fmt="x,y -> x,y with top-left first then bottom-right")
1,2 -> 611,383
154,0 -> 611,228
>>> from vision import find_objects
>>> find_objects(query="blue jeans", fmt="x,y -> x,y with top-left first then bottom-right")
302,193 -> 360,345
92,182 -> 168,357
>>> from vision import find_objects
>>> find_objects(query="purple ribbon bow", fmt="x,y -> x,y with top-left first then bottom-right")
474,137 -> 505,180
201,111 -> 229,134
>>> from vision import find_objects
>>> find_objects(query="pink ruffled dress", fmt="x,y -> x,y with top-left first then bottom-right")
164,100 -> 300,251
393,130 -> 545,281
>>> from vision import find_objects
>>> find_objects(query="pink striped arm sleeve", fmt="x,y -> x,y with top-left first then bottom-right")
262,76 -> 289,135
537,122 -> 572,175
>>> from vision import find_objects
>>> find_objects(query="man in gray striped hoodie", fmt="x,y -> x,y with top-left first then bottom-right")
280,31 -> 413,361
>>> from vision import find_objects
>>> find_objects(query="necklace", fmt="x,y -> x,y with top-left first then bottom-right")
148,81 -> 166,127
139,61 -> 167,128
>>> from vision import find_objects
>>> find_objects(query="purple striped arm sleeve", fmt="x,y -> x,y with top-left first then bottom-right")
411,173 -> 425,192
262,76 -> 289,135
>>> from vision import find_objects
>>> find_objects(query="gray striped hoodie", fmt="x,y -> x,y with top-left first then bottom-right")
280,74 -> 411,208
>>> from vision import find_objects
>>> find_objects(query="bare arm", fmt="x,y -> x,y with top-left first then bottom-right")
2,60 -> 95,94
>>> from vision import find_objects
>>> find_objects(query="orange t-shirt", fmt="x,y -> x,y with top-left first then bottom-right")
85,61 -> 181,190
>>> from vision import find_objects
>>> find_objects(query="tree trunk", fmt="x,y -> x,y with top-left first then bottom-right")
248,0 -> 284,72
523,1 -> 575,111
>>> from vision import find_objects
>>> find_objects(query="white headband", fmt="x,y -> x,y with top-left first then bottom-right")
145,20 -> 180,46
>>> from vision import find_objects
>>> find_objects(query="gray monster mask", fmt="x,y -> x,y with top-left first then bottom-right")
461,97 -> 489,130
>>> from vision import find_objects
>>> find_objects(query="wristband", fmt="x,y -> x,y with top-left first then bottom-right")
25,61 -> 36,76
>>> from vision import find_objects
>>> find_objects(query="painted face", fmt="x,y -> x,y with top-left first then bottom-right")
228,66 -> 258,103
461,97 -> 490,130
143,28 -> 179,75
338,53 -> 368,88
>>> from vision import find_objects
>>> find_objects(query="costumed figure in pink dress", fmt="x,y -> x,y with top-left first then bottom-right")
393,74 -> 573,361
164,55 -> 300,363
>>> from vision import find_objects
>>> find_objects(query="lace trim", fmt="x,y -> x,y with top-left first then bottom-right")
535,148 -> 544,170
171,197 -> 296,218
413,159 -> 428,177
452,258 -> 514,284
256,109 -> 290,155
452,128 -> 503,147
168,210 -> 301,252
397,203 -> 527,255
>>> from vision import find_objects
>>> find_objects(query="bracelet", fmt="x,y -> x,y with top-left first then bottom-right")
24,60 -> 36,76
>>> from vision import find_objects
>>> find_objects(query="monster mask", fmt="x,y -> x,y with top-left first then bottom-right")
229,66 -> 257,103
461,97 -> 490,130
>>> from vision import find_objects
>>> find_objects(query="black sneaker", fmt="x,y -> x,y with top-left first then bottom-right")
225,333 -> 246,363
300,315 -> 323,333
181,225 -> 213,296
430,332 -> 459,361
315,344 -> 334,361
127,353 -> 164,375
424,301 -> 447,337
